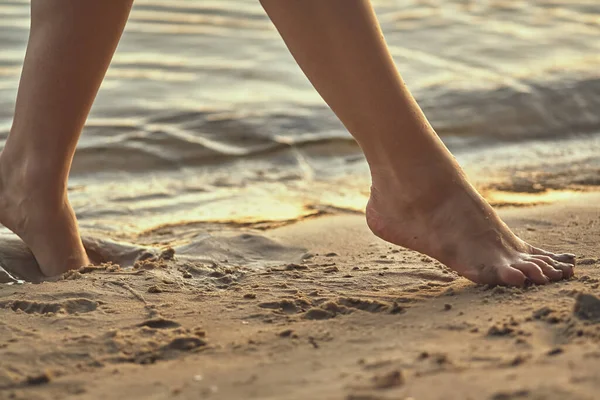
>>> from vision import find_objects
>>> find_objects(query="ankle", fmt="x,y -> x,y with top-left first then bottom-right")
0,150 -> 68,202
368,157 -> 468,212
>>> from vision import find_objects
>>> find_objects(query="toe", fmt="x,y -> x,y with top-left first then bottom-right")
554,253 -> 576,265
496,266 -> 528,287
511,261 -> 549,285
528,255 -> 564,281
557,261 -> 575,278
531,246 -> 575,265
530,254 -> 573,280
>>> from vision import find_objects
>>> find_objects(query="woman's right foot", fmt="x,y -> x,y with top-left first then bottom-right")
365,164 -> 575,287
0,154 -> 89,277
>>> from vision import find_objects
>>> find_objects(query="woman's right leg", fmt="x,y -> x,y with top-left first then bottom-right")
260,0 -> 575,286
0,0 -> 133,276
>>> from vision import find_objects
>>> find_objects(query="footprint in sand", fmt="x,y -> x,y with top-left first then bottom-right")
0,231 -> 158,283
0,298 -> 98,315
0,230 -> 306,283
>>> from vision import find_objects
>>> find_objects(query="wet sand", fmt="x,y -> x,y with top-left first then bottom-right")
1,193 -> 599,400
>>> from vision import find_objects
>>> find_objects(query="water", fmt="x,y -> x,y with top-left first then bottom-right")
1,0 -> 599,236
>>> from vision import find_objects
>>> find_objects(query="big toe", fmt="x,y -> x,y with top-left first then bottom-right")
510,261 -> 549,285
495,265 -> 528,287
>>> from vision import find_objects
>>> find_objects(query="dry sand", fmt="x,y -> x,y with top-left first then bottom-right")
1,193 -> 600,400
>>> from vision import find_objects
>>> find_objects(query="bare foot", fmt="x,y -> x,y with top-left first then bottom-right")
366,166 -> 575,286
0,155 -> 89,277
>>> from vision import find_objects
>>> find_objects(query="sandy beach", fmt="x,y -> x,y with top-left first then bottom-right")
1,2 -> 599,399
1,192 -> 599,400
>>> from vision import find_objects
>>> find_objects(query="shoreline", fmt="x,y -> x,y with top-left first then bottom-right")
1,193 -> 599,399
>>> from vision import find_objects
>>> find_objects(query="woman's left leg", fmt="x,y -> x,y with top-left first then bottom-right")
0,0 -> 134,276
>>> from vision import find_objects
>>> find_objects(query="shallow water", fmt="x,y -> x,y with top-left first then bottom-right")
1,0 -> 599,236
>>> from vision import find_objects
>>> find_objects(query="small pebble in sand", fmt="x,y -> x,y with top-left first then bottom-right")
325,252 -> 338,257
279,329 -> 294,337
574,293 -> 600,322
371,369 -> 404,389
578,258 -> 597,265
547,347 -> 564,356
182,272 -> 192,279
532,306 -> 553,320
243,293 -> 257,299
509,355 -> 527,366
159,247 -> 175,260
286,263 -> 308,271
25,371 -> 52,386
444,304 -> 452,311
304,308 -> 335,320
147,285 -> 163,294
390,302 -> 405,314
487,325 -> 514,337
193,328 -> 206,338
492,390 -> 530,400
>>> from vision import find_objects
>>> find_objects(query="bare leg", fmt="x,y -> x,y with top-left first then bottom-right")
260,0 -> 575,286
0,0 -> 133,276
